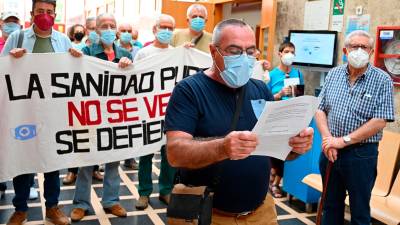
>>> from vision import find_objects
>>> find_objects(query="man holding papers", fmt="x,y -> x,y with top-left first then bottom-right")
165,19 -> 314,224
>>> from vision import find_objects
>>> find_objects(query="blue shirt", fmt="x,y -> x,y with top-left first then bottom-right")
133,40 -> 143,49
115,40 -> 141,59
268,67 -> 304,97
318,64 -> 395,143
1,26 -> 72,56
165,72 -> 273,213
72,41 -> 86,51
82,42 -> 132,62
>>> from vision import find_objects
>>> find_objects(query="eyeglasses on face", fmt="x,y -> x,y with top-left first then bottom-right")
347,44 -> 371,51
216,45 -> 257,58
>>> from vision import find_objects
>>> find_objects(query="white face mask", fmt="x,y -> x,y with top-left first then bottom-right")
347,48 -> 370,69
281,53 -> 295,66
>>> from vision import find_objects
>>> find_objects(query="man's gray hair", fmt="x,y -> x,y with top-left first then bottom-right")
96,13 -> 116,28
155,14 -> 175,28
118,19 -> 133,29
85,16 -> 96,26
212,19 -> 250,45
186,4 -> 208,19
344,30 -> 374,48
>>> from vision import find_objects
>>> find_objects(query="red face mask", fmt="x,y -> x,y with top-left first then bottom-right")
33,14 -> 55,31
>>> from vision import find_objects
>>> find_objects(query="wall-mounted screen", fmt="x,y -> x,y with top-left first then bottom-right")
289,30 -> 338,68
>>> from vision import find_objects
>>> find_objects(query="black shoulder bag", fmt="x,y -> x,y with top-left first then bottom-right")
167,86 -> 246,225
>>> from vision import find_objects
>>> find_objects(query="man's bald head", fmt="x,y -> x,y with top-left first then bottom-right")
153,14 -> 175,35
155,14 -> 175,28
96,13 -> 116,30
118,22 -> 133,33
212,19 -> 253,46
209,19 -> 256,82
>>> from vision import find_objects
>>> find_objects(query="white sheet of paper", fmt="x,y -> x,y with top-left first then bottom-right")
284,77 -> 300,87
251,96 -> 320,160
251,61 -> 270,83
304,0 -> 330,30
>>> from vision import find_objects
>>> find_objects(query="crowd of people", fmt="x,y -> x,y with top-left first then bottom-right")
0,0 -> 395,225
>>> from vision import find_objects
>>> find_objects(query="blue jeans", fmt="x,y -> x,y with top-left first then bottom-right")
13,171 -> 60,212
73,162 -> 120,210
319,143 -> 378,225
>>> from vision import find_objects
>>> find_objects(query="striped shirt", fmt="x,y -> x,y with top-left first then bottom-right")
318,64 -> 395,143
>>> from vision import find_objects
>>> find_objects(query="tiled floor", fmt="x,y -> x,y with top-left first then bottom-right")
0,154 -> 386,225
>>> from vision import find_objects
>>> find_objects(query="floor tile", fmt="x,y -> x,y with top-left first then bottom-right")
278,218 -> 306,225
71,219 -> 101,225
0,193 -> 15,205
276,205 -> 289,216
149,197 -> 167,209
27,207 -> 43,221
59,189 -> 76,201
0,208 -> 14,224
281,199 -> 310,213
3,156 -> 381,225
118,199 -> 139,212
158,213 -> 167,223
94,185 -> 132,198
109,215 -> 154,225
126,173 -> 158,182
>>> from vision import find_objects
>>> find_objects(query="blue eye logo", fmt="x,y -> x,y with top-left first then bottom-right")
14,124 -> 37,141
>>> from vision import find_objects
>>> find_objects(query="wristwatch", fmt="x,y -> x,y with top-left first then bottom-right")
343,135 -> 352,144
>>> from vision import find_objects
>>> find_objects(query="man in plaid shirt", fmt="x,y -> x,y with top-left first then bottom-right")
315,30 -> 395,225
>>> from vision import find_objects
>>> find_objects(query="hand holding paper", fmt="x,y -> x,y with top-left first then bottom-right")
223,131 -> 259,160
251,96 -> 319,160
289,127 -> 314,155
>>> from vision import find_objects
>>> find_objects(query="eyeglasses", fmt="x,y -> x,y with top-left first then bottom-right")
120,29 -> 132,33
99,24 -> 116,30
282,49 -> 295,55
216,45 -> 257,58
347,44 -> 371,51
190,15 -> 205,19
158,25 -> 173,31
35,8 -> 55,15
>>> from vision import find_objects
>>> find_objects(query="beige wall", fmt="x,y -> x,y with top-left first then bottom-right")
222,3 -> 261,30
273,0 -> 400,132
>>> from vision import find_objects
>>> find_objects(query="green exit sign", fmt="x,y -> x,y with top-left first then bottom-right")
333,0 -> 345,15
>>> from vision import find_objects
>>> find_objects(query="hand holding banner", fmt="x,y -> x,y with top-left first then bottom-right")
0,47 -> 212,182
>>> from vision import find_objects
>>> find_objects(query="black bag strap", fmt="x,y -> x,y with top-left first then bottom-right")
211,85 -> 246,188
17,30 -> 24,48
192,32 -> 204,46
230,86 -> 246,132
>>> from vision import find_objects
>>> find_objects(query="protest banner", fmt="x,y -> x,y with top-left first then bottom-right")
0,47 -> 212,181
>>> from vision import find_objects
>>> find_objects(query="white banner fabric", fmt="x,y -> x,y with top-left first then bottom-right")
0,47 -> 212,181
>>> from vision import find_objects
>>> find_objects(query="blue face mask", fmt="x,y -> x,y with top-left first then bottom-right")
215,49 -> 256,88
120,32 -> 132,44
88,31 -> 99,44
190,17 -> 205,32
100,29 -> 116,46
156,29 -> 172,44
2,22 -> 21,35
